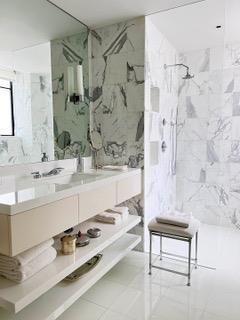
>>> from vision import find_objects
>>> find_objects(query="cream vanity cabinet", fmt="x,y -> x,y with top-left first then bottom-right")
0,196 -> 79,256
0,170 -> 142,257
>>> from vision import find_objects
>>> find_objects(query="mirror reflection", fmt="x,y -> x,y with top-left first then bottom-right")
0,0 -> 90,166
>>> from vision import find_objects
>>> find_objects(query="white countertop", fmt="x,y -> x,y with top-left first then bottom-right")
0,168 -> 141,215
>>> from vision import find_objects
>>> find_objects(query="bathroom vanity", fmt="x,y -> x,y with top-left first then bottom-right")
0,168 -> 142,319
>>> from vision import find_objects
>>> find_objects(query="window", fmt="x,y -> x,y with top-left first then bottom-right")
0,78 -> 14,136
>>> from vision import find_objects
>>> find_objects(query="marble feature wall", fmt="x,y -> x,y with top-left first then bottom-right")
144,18 -> 178,248
51,31 -> 90,160
90,18 -> 145,248
0,72 -> 53,165
177,44 -> 240,229
30,74 -> 54,162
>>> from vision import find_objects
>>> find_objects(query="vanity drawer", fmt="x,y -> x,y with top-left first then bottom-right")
9,196 -> 78,256
116,173 -> 142,204
78,182 -> 116,222
0,215 -> 10,256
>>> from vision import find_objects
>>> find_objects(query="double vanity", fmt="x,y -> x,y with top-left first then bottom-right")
0,167 -> 142,319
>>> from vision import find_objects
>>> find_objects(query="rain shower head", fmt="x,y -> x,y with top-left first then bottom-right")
164,63 -> 194,80
182,70 -> 194,80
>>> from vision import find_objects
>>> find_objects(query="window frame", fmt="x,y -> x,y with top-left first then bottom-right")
0,80 -> 15,136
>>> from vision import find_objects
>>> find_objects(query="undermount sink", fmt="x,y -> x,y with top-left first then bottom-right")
47,172 -> 102,185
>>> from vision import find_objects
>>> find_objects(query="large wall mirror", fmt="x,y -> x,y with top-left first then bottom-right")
0,0 -> 90,166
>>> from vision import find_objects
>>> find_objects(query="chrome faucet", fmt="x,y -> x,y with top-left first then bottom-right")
31,171 -> 41,179
42,167 -> 64,177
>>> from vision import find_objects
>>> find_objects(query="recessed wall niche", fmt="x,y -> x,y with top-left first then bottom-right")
150,86 -> 160,112
150,141 -> 159,166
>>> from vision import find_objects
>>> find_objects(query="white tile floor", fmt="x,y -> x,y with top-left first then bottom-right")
59,224 -> 240,320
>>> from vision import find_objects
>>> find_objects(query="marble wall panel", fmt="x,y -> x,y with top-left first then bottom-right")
176,43 -> 240,229
90,18 -> 145,248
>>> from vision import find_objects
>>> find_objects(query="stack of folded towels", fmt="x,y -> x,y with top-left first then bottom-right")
0,239 -> 57,283
96,206 -> 129,224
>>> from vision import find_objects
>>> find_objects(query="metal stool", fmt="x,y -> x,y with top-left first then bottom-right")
148,217 -> 200,286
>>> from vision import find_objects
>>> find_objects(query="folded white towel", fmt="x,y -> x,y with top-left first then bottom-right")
156,216 -> 190,228
106,206 -> 129,220
0,238 -> 54,270
95,212 -> 121,224
0,247 -> 57,283
156,211 -> 192,228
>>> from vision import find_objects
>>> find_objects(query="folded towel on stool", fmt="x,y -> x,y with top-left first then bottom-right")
0,238 -> 54,269
156,215 -> 190,228
0,246 -> 57,283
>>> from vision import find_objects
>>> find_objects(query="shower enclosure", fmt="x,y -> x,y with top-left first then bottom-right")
144,0 -> 240,252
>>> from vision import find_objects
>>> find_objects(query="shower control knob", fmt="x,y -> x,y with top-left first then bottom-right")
161,141 -> 167,152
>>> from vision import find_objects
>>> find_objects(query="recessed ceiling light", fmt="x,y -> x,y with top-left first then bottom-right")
216,25 -> 222,29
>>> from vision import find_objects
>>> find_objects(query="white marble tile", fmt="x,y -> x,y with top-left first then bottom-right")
177,141 -> 207,162
109,287 -> 159,320
103,261 -> 142,286
180,72 -> 209,96
205,292 -> 240,319
210,46 -> 224,71
99,310 -> 132,320
82,279 -> 126,308
58,298 -> 106,320
152,296 -> 203,320
177,119 -> 208,141
231,116 -> 240,139
209,70 -> 223,94
177,161 -> 206,183
180,48 -> 210,74
224,43 -> 240,68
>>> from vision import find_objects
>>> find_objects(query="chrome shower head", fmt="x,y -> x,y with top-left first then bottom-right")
182,70 -> 194,80
164,63 -> 194,80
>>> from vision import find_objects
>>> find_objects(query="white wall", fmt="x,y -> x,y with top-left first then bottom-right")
144,17 -> 179,251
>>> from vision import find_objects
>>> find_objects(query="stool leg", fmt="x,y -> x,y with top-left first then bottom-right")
159,234 -> 163,261
195,232 -> 198,269
149,231 -> 152,275
187,239 -> 192,286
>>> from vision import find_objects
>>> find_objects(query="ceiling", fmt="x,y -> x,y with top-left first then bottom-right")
49,0 -> 205,28
150,0 -> 240,52
149,0 -> 225,52
0,0 -> 86,51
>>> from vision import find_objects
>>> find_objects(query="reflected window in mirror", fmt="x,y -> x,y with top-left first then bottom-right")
0,78 -> 14,136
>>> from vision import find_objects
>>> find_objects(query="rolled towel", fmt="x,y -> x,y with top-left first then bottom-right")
95,212 -> 121,225
0,247 -> 57,283
0,238 -> 54,269
156,215 -> 190,228
106,206 -> 129,220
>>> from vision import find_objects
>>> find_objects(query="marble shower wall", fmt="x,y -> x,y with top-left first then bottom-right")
90,18 -> 145,248
144,18 -> 178,244
51,31 -> 91,160
177,44 -> 240,229
0,72 -> 53,165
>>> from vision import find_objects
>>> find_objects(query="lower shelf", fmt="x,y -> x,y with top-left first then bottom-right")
0,215 -> 140,313
0,233 -> 141,320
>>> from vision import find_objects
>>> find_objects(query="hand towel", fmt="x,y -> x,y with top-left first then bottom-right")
95,212 -> 121,224
0,238 -> 54,269
106,206 -> 129,220
0,247 -> 57,283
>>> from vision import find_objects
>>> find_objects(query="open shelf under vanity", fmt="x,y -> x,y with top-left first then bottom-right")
0,215 -> 141,319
